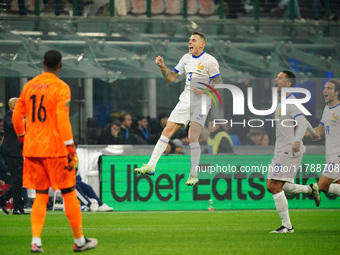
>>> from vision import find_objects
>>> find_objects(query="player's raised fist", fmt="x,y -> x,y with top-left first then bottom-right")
155,56 -> 164,67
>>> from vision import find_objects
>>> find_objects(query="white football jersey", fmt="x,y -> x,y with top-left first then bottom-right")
320,102 -> 340,159
173,51 -> 220,103
274,94 -> 306,156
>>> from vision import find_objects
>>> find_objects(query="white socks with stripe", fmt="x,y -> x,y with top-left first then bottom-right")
328,183 -> 340,196
148,135 -> 170,169
273,191 -> 292,229
282,182 -> 312,194
190,142 -> 201,178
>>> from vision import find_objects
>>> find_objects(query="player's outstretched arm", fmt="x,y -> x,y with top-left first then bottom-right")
155,56 -> 179,83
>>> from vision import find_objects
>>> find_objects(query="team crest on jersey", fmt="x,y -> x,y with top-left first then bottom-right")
197,63 -> 204,71
332,113 -> 338,122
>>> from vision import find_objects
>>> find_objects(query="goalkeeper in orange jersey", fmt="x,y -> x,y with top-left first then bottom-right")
12,50 -> 97,253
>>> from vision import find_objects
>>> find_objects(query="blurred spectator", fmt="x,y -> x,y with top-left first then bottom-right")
119,111 -> 145,145
260,133 -> 269,146
3,0 -> 27,15
225,79 -> 251,145
214,0 -> 246,19
172,139 -> 185,155
272,0 -> 305,21
301,0 -> 323,20
207,120 -> 233,154
76,173 -> 113,212
26,0 -> 44,12
164,140 -> 176,155
221,122 -> 242,146
1,98 -> 29,214
51,0 -> 84,16
97,120 -> 124,145
25,0 -> 84,16
134,115 -> 150,144
0,133 -> 10,184
119,111 -> 132,144
330,0 -> 340,22
89,0 -> 127,16
172,137 -> 190,154
179,132 -> 190,150
247,128 -> 269,146
150,113 -> 169,144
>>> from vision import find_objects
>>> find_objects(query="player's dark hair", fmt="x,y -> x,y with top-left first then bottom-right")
44,50 -> 62,69
328,79 -> 340,100
282,70 -> 296,87
192,31 -> 207,44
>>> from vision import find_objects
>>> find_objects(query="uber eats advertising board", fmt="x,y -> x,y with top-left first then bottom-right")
100,155 -> 339,211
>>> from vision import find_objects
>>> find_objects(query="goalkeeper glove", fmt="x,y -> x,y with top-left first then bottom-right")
17,135 -> 24,151
66,144 -> 78,171
17,135 -> 24,143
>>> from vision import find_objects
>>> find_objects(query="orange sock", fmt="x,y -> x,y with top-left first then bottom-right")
62,190 -> 83,239
31,193 -> 49,238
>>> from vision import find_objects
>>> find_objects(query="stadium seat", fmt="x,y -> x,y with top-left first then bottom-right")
151,0 -> 165,14
85,118 -> 101,144
87,117 -> 99,128
164,0 -> 181,15
188,0 -> 198,15
85,127 -> 102,145
130,0 -> 146,14
198,0 -> 215,16
52,190 -> 64,211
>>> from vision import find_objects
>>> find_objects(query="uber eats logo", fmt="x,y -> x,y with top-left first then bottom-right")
109,164 -> 268,202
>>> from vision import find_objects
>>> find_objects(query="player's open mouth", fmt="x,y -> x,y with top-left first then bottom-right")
324,94 -> 328,100
189,46 -> 193,51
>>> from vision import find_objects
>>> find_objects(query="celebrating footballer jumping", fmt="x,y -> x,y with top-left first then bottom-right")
134,32 -> 222,186
311,79 -> 340,197
266,71 -> 321,234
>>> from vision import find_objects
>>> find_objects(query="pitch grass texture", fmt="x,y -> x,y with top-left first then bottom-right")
0,210 -> 339,255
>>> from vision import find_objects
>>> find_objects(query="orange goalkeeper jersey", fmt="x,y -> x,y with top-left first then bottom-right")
12,72 -> 74,157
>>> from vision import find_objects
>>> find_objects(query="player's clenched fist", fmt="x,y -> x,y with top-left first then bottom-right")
155,56 -> 165,67
66,144 -> 78,171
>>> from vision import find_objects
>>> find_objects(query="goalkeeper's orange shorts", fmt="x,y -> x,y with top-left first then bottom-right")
23,157 -> 76,191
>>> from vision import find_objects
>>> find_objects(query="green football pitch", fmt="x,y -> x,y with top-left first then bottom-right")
0,209 -> 339,255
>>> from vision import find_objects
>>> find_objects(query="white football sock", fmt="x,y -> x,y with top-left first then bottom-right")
190,142 -> 201,178
148,135 -> 169,169
74,236 -> 86,247
32,237 -> 42,247
328,183 -> 340,196
273,191 -> 292,229
282,182 -> 311,194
